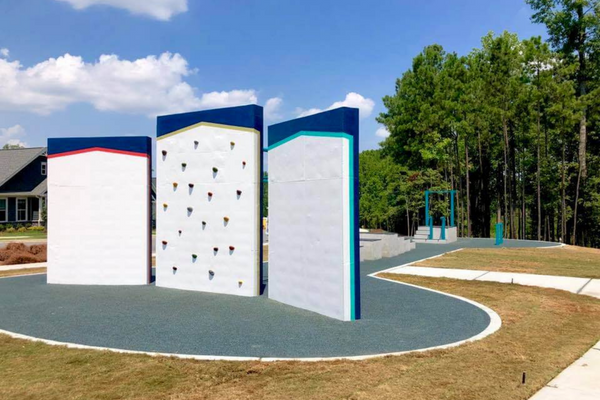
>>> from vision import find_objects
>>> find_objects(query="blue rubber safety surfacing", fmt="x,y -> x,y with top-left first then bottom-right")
0,239 -> 556,359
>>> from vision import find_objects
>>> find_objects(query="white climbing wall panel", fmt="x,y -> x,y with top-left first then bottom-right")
47,137 -> 152,286
155,121 -> 262,296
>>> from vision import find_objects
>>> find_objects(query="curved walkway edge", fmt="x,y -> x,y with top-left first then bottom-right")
0,247 -> 503,362
0,275 -> 501,362
380,247 -> 600,300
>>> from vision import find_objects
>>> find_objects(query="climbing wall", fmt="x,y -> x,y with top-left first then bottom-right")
267,107 -> 360,321
155,105 -> 263,296
47,136 -> 152,285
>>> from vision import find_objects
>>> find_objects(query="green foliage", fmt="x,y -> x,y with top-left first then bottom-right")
365,3 -> 600,247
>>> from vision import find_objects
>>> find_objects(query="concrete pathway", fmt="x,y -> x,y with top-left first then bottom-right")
0,262 -> 46,272
530,340 -> 600,400
384,266 -> 600,299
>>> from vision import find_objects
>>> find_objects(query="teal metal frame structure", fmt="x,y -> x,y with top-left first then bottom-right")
424,190 -> 457,227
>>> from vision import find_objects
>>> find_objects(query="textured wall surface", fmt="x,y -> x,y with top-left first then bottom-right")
267,108 -> 360,321
155,105 -> 262,296
47,137 -> 152,285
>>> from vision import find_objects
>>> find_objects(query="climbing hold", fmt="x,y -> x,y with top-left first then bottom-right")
213,247 -> 219,252
194,140 -> 199,146
163,203 -> 168,208
229,245 -> 235,251
223,216 -> 230,223
236,190 -> 242,196
178,230 -> 182,235
238,280 -> 243,286
242,161 -> 246,167
230,141 -> 235,147
209,270 -> 215,276
212,167 -> 218,173
162,150 -> 167,156
182,162 -> 187,168
208,191 -> 213,197
189,183 -> 194,188
187,206 -> 193,212
172,266 -> 178,271
202,221 -> 206,226
192,254 -> 197,259
162,240 -> 168,245
173,182 -> 178,188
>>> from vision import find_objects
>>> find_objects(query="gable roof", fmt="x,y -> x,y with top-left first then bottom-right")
0,147 -> 47,187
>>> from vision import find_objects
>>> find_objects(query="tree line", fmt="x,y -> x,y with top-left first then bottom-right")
362,0 -> 600,247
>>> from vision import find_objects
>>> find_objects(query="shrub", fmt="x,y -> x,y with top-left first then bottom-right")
17,227 -> 27,233
0,224 -> 5,232
5,227 -> 16,233
27,226 -> 45,231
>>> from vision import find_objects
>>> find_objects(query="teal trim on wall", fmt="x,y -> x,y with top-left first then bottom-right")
268,130 -> 357,320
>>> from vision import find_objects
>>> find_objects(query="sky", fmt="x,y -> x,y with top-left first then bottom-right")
0,0 -> 547,155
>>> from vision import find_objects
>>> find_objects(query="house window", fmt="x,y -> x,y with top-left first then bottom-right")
41,162 -> 47,176
0,198 -> 6,222
17,198 -> 27,222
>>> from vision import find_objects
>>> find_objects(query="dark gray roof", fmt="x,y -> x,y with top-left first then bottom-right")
3,180 -> 47,197
0,147 -> 47,187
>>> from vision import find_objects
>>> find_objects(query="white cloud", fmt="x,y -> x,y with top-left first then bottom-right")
264,97 -> 283,121
375,126 -> 390,138
296,92 -> 375,120
0,124 -> 28,147
0,52 -> 258,117
55,0 -> 187,21
0,48 -> 9,58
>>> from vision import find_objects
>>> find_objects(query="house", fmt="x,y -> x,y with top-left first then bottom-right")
0,147 -> 47,225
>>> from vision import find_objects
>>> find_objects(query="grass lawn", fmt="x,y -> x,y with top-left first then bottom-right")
1,274 -> 599,400
0,231 -> 47,240
414,245 -> 600,279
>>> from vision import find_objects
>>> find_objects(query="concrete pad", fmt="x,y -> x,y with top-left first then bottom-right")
386,266 -> 487,280
0,262 -> 47,272
530,341 -> 600,400
476,272 -> 589,294
579,279 -> 600,300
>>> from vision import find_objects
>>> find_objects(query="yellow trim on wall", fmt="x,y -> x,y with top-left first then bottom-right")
157,122 -> 259,140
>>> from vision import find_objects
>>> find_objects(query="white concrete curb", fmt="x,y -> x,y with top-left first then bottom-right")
0,247 -> 502,363
0,262 -> 47,272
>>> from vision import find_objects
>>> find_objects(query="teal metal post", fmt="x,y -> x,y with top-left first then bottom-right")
495,223 -> 504,245
428,216 -> 433,240
450,190 -> 455,227
441,217 -> 446,240
425,190 -> 430,227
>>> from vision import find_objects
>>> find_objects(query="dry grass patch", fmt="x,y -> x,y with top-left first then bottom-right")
1,275 -> 599,399
0,267 -> 46,278
414,245 -> 600,278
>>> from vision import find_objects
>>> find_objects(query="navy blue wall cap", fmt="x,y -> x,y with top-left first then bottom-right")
48,136 -> 152,157
157,104 -> 263,138
267,107 -> 358,147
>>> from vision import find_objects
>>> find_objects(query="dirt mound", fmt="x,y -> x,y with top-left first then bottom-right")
0,243 -> 47,266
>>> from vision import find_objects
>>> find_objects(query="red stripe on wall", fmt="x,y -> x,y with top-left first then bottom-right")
48,147 -> 149,159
